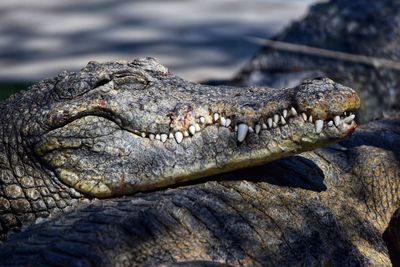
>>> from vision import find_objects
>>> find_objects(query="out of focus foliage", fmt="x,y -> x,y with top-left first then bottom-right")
0,82 -> 31,101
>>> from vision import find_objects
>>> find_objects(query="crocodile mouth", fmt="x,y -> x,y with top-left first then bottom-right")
35,103 -> 356,198
123,106 -> 357,144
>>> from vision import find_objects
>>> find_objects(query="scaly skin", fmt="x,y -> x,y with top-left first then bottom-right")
233,0 -> 400,123
0,58 -> 359,240
0,118 -> 398,266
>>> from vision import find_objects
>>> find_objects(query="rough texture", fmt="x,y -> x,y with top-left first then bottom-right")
0,58 -> 359,240
0,118 -> 398,266
233,0 -> 400,123
384,207 -> 400,266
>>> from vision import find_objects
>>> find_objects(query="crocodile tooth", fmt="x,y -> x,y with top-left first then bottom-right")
280,116 -> 286,125
169,133 -> 174,139
267,118 -> 273,128
272,122 -> 278,128
290,107 -> 297,116
183,131 -> 189,137
175,132 -> 183,144
302,113 -> 307,121
161,134 -> 168,142
149,134 -> 155,140
220,117 -> 226,126
343,114 -> 355,123
199,117 -> 206,124
213,113 -> 219,122
195,123 -> 201,132
283,109 -> 288,118
237,124 -> 249,142
334,116 -> 341,126
189,125 -> 196,135
327,121 -> 333,127
255,124 -> 261,134
155,134 -> 161,140
315,120 -> 323,134
141,132 -> 146,138
262,123 -> 267,129
248,127 -> 254,133
308,115 -> 313,123
225,118 -> 232,127
234,125 -> 238,132
273,114 -> 280,124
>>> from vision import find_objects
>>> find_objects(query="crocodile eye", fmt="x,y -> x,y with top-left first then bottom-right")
54,72 -> 111,100
112,70 -> 149,90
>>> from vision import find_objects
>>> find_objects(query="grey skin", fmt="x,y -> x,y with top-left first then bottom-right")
0,58 -> 360,240
0,118 -> 399,267
233,0 -> 400,123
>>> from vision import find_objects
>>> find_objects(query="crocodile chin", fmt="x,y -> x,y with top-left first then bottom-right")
27,59 -> 359,198
35,100 -> 357,198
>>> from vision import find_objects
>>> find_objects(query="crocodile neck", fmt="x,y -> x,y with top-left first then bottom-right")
0,100 -> 81,238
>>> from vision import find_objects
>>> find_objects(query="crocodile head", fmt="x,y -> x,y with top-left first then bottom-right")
24,58 -> 359,197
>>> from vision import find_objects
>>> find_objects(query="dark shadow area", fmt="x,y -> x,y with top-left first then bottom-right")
221,156 -> 327,192
340,118 -> 400,161
159,155 -> 327,194
0,82 -> 31,101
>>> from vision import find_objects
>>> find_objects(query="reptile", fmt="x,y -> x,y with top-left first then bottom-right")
0,57 -> 359,241
1,58 -> 398,266
1,0 -> 399,265
0,116 -> 399,266
233,0 -> 400,124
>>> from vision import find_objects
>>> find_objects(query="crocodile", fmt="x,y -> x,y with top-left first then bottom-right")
0,57 -> 359,241
232,0 -> 400,124
0,117 -> 398,266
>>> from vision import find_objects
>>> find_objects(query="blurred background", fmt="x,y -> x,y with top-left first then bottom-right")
0,0 -> 319,99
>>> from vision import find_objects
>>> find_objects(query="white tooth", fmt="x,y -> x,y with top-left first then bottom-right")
267,118 -> 273,128
302,113 -> 307,121
220,117 -> 226,126
213,113 -> 219,122
141,132 -> 146,138
189,125 -> 196,135
149,134 -> 155,140
308,115 -> 313,123
272,122 -> 278,128
175,132 -> 183,144
273,114 -> 280,124
155,134 -> 161,140
195,123 -> 201,132
199,117 -> 205,124
262,123 -> 267,129
334,116 -> 341,126
290,107 -> 297,116
327,121 -> 333,127
283,109 -> 288,118
169,133 -> 174,139
225,118 -> 232,127
234,125 -> 238,132
183,131 -> 189,137
248,127 -> 254,133
315,120 -> 323,134
237,124 -> 249,142
255,124 -> 261,134
280,116 -> 286,125
343,114 -> 355,123
161,134 -> 168,142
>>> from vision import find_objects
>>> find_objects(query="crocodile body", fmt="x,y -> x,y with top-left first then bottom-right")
0,118 -> 399,266
233,0 -> 400,123
0,58 -> 359,241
